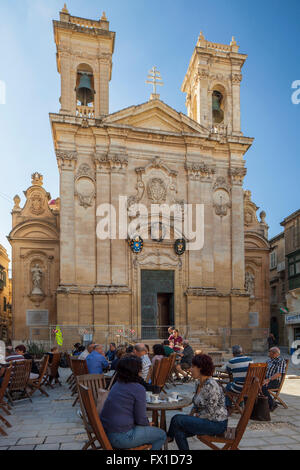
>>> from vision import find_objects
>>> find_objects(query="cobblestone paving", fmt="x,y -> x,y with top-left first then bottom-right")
0,354 -> 299,450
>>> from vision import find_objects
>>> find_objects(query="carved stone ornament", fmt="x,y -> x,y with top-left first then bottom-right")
13,195 -> 21,210
95,153 -> 128,173
213,189 -> 231,217
76,163 -> 95,181
229,167 -> 247,185
75,177 -> 95,208
147,178 -> 167,203
213,176 -> 231,193
185,162 -> 216,181
31,172 -> 43,186
232,73 -> 242,84
56,150 -> 78,169
128,157 -> 179,209
30,193 -> 44,216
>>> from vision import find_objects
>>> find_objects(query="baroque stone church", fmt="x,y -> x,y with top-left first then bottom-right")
8,7 -> 270,351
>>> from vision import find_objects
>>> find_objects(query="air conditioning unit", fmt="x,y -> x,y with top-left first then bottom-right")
277,261 -> 285,272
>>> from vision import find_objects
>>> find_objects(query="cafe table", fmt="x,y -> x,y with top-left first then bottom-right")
146,395 -> 192,449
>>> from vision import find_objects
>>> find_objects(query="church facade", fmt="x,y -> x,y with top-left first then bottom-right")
9,7 -> 270,351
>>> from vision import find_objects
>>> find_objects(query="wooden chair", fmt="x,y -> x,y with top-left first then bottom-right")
0,365 -> 12,435
78,384 -> 152,450
225,363 -> 267,415
27,355 -> 49,397
70,358 -> 89,406
76,373 -> 107,450
162,353 -> 177,392
197,377 -> 260,450
269,359 -> 289,409
43,353 -> 62,388
0,364 -> 12,416
6,360 -> 32,405
152,357 -> 172,390
65,353 -> 74,387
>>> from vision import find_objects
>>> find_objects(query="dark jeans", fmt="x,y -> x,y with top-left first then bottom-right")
168,414 -> 228,450
262,380 -> 280,409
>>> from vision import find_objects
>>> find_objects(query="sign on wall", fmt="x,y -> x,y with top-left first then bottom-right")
26,310 -> 49,326
285,313 -> 300,325
249,312 -> 259,327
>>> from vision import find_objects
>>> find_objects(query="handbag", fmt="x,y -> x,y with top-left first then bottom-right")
248,394 -> 271,421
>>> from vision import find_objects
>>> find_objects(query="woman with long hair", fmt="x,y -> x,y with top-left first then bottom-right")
100,355 -> 166,449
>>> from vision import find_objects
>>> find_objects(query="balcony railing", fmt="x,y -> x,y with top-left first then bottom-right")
76,105 -> 95,119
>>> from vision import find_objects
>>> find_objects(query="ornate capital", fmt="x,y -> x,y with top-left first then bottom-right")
232,73 -> 242,84
56,150 -> 78,170
229,167 -> 247,185
95,152 -> 128,173
185,162 -> 216,182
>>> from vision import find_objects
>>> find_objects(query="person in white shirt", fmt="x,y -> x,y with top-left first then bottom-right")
133,343 -> 151,381
78,342 -> 95,360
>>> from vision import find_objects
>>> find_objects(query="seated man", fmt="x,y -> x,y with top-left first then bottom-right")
162,340 -> 174,357
105,342 -> 117,362
86,344 -> 109,374
15,344 -> 40,379
262,347 -> 286,411
224,345 -> 253,407
133,343 -> 151,382
175,340 -> 194,382
78,342 -> 95,360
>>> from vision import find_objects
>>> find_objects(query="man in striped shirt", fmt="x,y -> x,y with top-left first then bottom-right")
262,347 -> 286,411
224,345 -> 253,407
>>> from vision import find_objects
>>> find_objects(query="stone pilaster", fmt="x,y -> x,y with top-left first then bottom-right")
56,150 -> 77,285
229,166 -> 247,289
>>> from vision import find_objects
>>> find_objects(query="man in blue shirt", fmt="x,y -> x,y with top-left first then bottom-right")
86,344 -> 109,374
224,345 -> 253,408
105,342 -> 117,362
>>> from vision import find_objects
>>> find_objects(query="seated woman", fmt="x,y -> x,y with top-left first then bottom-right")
110,347 -> 126,371
167,354 -> 228,450
151,344 -> 165,366
100,355 -> 166,450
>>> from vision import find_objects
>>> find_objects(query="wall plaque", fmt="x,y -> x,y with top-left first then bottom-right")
249,312 -> 259,327
26,310 -> 49,326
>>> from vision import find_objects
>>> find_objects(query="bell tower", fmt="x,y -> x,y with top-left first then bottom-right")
53,5 -> 115,117
182,32 -> 247,135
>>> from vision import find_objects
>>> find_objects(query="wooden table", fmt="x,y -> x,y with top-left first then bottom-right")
147,396 -> 192,449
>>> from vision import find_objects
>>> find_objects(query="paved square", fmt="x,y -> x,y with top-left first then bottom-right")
0,354 -> 299,450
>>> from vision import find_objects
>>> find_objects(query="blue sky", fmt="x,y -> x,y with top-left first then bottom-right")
0,0 -> 300,261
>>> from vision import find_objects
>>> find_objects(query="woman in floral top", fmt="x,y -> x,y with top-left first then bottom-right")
167,354 -> 228,450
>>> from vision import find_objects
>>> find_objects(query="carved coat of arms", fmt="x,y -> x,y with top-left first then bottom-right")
30,194 -> 44,215
147,178 -> 167,203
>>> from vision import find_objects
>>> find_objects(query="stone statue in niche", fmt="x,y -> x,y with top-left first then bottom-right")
245,271 -> 255,299
31,264 -> 43,295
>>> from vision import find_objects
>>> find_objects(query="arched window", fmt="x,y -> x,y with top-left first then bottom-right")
212,90 -> 224,124
75,63 -> 95,107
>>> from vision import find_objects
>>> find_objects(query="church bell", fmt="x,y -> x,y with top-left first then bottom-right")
212,91 -> 224,123
76,73 -> 95,106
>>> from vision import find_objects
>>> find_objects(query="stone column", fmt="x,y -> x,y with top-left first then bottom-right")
198,71 -> 209,127
56,151 -> 77,285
